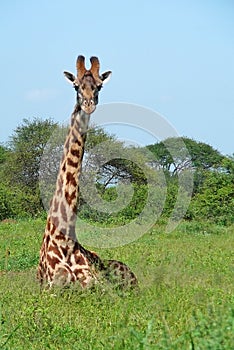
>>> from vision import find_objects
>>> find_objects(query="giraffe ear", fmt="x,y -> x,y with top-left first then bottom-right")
63,71 -> 76,84
100,71 -> 112,85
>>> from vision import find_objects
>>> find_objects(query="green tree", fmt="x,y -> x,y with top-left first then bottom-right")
147,137 -> 224,175
86,124 -> 116,151
0,182 -> 42,220
0,118 -> 58,219
147,137 -> 226,192
87,144 -> 154,188
0,144 -> 9,165
189,170 -> 234,225
6,117 -> 58,190
146,137 -> 234,224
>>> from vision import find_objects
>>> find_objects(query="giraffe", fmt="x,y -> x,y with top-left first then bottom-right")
37,55 -> 137,289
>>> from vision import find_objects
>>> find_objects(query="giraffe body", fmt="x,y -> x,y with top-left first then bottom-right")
38,55 -> 137,289
104,259 -> 138,289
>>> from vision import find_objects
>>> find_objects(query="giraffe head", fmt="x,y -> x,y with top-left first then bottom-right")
64,55 -> 111,114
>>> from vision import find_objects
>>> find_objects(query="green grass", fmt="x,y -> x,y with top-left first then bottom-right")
0,219 -> 233,349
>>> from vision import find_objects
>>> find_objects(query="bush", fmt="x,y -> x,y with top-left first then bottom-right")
0,183 -> 44,220
188,172 -> 234,225
79,183 -> 167,226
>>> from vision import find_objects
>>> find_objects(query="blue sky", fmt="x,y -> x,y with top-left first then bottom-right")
0,0 -> 233,155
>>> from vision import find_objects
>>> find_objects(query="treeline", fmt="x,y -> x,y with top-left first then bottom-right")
0,117 -> 233,226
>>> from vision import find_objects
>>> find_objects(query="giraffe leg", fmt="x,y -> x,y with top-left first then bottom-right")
52,263 -> 76,287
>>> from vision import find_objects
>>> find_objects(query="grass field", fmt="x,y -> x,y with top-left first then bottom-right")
0,219 -> 233,349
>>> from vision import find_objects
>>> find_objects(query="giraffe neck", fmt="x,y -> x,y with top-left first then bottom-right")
48,104 -> 90,240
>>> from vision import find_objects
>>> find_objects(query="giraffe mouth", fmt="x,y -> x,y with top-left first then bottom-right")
81,103 -> 96,115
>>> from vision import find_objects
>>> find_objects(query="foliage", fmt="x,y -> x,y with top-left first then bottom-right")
0,119 -> 120,219
0,183 -> 42,220
188,170 -> 234,225
0,118 -> 58,219
183,137 -> 224,169
79,184 -> 158,225
0,116 -> 233,227
0,144 -> 9,165
222,154 -> 234,174
147,137 -> 224,174
83,140 -> 155,189
6,117 -> 58,190
146,137 -> 233,225
86,124 -> 116,151
147,137 -> 226,195
0,219 -> 233,349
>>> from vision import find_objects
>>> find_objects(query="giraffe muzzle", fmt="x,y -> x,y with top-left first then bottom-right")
81,99 -> 96,114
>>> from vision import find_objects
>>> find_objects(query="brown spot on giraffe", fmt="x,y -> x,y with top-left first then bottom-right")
67,158 -> 79,168
60,245 -> 68,258
70,147 -> 80,157
47,254 -> 61,270
55,231 -> 66,241
74,254 -> 86,266
66,172 -> 76,187
62,163 -> 66,172
65,190 -> 77,205
73,267 -> 84,275
50,224 -> 56,235
46,235 -> 50,246
46,221 -> 51,231
60,202 -> 68,222
51,216 -> 59,229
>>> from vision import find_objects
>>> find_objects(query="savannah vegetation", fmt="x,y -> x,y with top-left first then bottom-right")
0,118 -> 233,349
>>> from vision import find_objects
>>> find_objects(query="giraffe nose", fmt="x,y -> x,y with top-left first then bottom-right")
82,98 -> 96,114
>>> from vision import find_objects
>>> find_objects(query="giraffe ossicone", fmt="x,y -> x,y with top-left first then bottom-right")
37,55 -> 137,289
